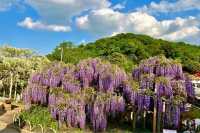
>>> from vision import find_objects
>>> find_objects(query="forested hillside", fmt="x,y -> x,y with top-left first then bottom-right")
47,33 -> 200,74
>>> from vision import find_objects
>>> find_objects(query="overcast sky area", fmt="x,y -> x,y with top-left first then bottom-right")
0,0 -> 200,53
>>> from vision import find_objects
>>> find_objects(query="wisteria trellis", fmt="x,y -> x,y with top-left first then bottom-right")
23,56 -> 194,131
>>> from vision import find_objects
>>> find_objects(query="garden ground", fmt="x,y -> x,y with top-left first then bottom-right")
0,104 -> 21,133
0,103 -> 199,133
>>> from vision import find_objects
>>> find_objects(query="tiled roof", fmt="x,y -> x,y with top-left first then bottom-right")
195,72 -> 200,77
191,72 -> 200,80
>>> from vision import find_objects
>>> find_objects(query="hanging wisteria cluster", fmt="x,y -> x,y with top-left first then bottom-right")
23,56 -> 194,131
23,58 -> 128,131
132,55 -> 194,129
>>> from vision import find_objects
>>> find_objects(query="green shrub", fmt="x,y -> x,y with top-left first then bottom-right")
19,105 -> 58,131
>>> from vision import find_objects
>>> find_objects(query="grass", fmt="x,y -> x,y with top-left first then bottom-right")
19,105 -> 58,131
19,105 -> 152,133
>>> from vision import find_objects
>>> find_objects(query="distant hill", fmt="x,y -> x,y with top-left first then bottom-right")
47,33 -> 200,74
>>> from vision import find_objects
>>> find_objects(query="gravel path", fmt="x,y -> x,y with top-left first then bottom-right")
0,126 -> 20,133
0,104 -> 22,133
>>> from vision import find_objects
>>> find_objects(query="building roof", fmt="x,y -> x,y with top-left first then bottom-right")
195,72 -> 200,77
191,72 -> 200,80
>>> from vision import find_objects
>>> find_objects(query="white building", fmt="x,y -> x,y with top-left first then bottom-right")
163,129 -> 177,133
192,79 -> 200,100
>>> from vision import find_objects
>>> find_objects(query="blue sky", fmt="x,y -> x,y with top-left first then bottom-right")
0,0 -> 200,54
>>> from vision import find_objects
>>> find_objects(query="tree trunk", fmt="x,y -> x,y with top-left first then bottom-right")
161,102 -> 166,131
14,83 -> 17,100
9,72 -> 13,99
132,110 -> 138,132
153,101 -> 157,133
153,88 -> 157,133
143,111 -> 146,129
157,111 -> 161,133
3,89 -> 5,97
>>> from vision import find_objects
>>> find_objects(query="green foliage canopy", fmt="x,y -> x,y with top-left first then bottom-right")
47,33 -> 200,74
0,46 -> 50,98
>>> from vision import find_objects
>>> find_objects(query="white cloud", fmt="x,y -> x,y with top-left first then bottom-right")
161,27 -> 200,41
18,0 -> 111,32
112,1 -> 126,10
76,9 -> 161,36
0,0 -> 18,11
79,39 -> 86,44
3,0 -> 200,44
76,8 -> 200,44
25,0 -> 111,24
76,8 -> 125,35
18,17 -> 71,32
159,17 -> 200,35
137,0 -> 200,14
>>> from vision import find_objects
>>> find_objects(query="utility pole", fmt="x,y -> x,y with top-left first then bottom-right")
61,47 -> 63,62
58,47 -> 63,62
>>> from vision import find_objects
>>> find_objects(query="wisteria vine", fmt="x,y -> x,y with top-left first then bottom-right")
23,56 -> 194,131
132,56 -> 194,129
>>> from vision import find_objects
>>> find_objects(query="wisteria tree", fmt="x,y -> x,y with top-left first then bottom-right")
0,46 -> 49,99
132,56 -> 194,132
23,56 -> 194,132
23,58 -> 128,131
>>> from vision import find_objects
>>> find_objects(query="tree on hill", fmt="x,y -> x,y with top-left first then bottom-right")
47,33 -> 200,74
